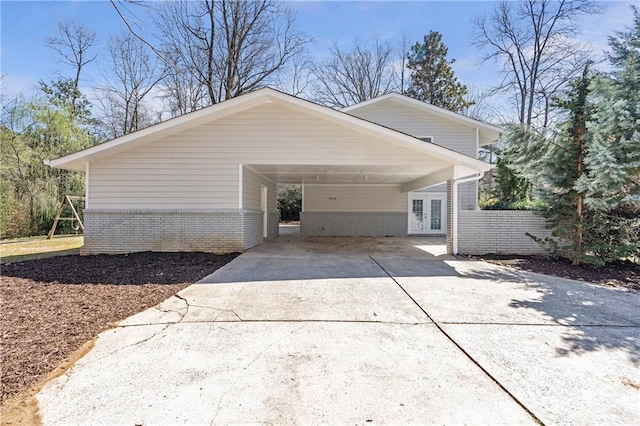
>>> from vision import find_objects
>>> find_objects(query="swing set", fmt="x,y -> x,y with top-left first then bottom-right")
47,195 -> 85,239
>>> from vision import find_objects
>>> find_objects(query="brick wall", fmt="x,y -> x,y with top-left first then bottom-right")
300,212 -> 407,237
446,180 -> 454,254
243,211 -> 263,250
83,209 -> 261,255
458,210 -> 551,255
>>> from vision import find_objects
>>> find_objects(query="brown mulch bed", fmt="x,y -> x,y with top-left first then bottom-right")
0,251 -> 238,403
476,254 -> 640,292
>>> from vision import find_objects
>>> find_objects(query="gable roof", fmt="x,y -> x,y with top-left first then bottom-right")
341,93 -> 503,146
46,88 -> 493,173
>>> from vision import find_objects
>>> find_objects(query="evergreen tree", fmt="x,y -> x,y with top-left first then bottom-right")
504,66 -> 592,265
277,185 -> 302,222
501,7 -> 640,266
505,58 -> 640,265
493,155 -> 531,205
581,6 -> 640,210
607,5 -> 639,68
406,31 -> 471,112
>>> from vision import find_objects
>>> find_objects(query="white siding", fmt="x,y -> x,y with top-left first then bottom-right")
90,103 -> 448,208
304,185 -> 406,212
242,166 -> 279,240
415,182 -> 447,193
242,166 -> 276,211
415,182 -> 477,211
90,161 -> 238,208
347,99 -> 478,157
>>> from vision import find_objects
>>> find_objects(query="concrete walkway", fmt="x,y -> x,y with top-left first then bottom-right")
37,226 -> 640,424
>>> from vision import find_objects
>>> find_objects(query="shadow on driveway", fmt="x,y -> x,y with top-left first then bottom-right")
455,262 -> 640,365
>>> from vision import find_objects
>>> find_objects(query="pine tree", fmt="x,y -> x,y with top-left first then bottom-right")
505,57 -> 640,265
406,31 -> 471,112
500,7 -> 640,266
505,66 -> 592,265
580,6 -> 640,210
607,6 -> 640,68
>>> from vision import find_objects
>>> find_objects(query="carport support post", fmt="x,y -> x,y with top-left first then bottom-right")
447,174 -> 484,255
446,180 -> 455,255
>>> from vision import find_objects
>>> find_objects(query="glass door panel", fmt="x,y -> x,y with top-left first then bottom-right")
430,199 -> 442,231
410,198 -> 425,233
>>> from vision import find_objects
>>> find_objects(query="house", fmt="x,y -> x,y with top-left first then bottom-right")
46,88 -> 548,255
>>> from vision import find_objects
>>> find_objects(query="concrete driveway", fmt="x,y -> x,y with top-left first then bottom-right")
37,226 -> 640,424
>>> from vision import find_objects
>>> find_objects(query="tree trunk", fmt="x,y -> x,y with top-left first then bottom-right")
574,193 -> 583,266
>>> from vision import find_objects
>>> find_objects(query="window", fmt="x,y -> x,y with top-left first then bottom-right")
418,136 -> 433,143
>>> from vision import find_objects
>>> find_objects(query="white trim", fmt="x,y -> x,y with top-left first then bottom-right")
46,88 -> 493,174
342,93 -> 504,136
301,184 -> 305,212
452,182 -> 458,253
85,208 -> 258,214
238,164 -> 243,209
407,191 -> 446,235
401,166 -> 455,193
426,193 -> 447,235
85,162 -> 90,208
451,173 -> 484,254
45,92 -> 270,171
408,193 -> 425,234
243,165 -> 277,185
261,185 -> 268,239
303,183 -> 401,187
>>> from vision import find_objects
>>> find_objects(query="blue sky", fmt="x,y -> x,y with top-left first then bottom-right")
0,0 -> 635,98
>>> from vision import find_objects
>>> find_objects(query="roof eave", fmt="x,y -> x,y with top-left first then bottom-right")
46,88 -> 492,174
343,93 -> 504,137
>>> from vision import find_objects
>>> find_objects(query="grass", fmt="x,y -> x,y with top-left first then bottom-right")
0,235 -> 83,264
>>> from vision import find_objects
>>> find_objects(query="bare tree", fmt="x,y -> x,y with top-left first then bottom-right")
111,0 -> 310,112
97,32 -> 164,137
396,32 -> 412,95
275,50 -> 313,97
46,20 -> 98,112
311,37 -> 397,108
472,0 -> 601,127
462,86 -> 497,122
160,46 -> 209,116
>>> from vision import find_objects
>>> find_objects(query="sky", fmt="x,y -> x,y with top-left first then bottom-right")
0,0 -> 635,102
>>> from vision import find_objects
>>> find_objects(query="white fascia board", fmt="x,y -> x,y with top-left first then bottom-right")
342,93 -> 504,140
46,89 -> 276,171
276,94 -> 492,172
401,166 -> 455,193
46,87 -> 492,174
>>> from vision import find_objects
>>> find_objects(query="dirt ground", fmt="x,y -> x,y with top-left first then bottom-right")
0,252 -> 238,403
477,255 -> 640,292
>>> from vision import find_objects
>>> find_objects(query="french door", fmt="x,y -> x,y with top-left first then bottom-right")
408,193 -> 446,235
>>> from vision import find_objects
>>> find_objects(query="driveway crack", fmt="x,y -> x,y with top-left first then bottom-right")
210,322 -> 309,424
368,255 -> 544,425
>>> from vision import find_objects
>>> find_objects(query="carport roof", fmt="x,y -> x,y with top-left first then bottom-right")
45,88 -> 494,175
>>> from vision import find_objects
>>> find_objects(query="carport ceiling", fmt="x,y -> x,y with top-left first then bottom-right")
248,164 -> 446,184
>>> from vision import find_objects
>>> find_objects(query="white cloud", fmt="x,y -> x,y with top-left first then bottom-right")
578,1 -> 636,59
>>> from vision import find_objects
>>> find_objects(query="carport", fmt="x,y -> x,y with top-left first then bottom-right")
245,159 -> 487,252
46,88 -> 492,255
